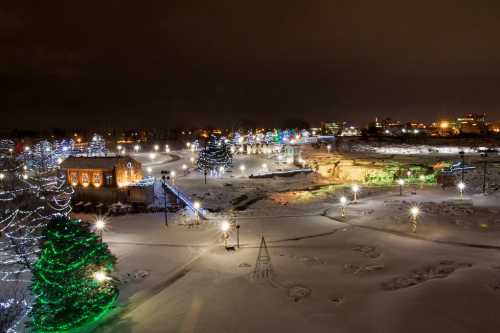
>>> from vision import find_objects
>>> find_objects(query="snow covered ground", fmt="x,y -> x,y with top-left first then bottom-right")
76,150 -> 500,333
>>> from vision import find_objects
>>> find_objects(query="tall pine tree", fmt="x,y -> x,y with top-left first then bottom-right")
196,136 -> 232,173
30,216 -> 118,332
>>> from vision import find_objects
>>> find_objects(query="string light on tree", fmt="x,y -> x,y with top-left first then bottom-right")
29,216 -> 118,332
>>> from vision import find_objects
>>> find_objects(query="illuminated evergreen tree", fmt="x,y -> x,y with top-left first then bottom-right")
30,216 -> 118,332
88,134 -> 108,157
197,136 -> 232,173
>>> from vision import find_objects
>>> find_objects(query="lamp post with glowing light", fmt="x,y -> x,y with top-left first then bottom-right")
352,184 -> 360,202
409,206 -> 419,233
154,144 -> 159,152
457,182 -> 465,199
419,174 -> 425,189
220,220 -> 230,248
240,164 -> 246,176
397,179 -> 405,196
94,270 -> 111,283
95,218 -> 105,242
193,201 -> 201,225
340,196 -> 347,217
170,170 -> 176,185
327,144 -> 332,153
134,145 -> 140,153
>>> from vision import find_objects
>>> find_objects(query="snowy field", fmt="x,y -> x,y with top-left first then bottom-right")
73,150 -> 500,333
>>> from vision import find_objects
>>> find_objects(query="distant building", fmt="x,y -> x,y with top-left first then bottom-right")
487,122 -> 500,134
456,113 -> 486,135
321,121 -> 344,135
60,156 -> 143,189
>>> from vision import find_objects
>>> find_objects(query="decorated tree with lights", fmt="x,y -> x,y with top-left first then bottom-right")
197,136 -> 232,174
30,216 -> 118,332
88,134 -> 108,157
0,152 -> 72,332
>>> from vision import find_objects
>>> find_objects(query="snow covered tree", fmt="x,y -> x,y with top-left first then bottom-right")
197,136 -> 232,173
88,134 -> 108,157
30,216 -> 118,332
0,154 -> 72,332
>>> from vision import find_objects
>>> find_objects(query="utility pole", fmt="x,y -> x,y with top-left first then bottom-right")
481,152 -> 488,194
459,151 -> 465,182
161,175 -> 169,227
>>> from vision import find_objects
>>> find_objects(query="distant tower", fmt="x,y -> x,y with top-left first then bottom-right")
253,235 -> 272,279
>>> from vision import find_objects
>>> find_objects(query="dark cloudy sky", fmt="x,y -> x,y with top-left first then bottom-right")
2,0 -> 500,129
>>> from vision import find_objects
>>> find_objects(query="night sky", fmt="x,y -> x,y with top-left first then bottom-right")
2,1 -> 500,130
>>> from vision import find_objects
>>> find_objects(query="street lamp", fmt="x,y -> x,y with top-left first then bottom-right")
219,166 -> 225,176
419,174 -> 426,189
170,170 -> 176,185
149,152 -> 157,160
240,164 -> 246,176
481,152 -> 488,194
397,179 -> 405,196
134,145 -> 140,152
410,206 -> 419,233
352,184 -> 360,202
186,142 -> 191,149
146,167 -> 153,175
182,164 -> 188,170
327,144 -> 332,153
190,156 -> 195,164
457,182 -> 465,199
262,163 -> 268,172
0,173 -> 4,180
220,220 -> 230,248
95,218 -> 105,241
340,196 -> 347,217
154,144 -> 159,151
93,270 -> 110,283
193,201 -> 201,225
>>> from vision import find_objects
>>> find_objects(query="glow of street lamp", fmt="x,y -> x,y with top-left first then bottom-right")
352,184 -> 360,193
190,157 -> 195,163
410,206 -> 419,217
95,219 -> 106,231
220,220 -> 230,232
182,164 -> 188,170
147,167 -> 152,174
240,165 -> 246,172
23,174 -> 28,180
397,179 -> 405,186
457,182 -> 465,191
262,163 -> 268,170
24,146 -> 30,152
340,196 -> 347,205
117,145 -> 122,151
134,145 -> 140,152
154,144 -> 159,151
186,142 -> 191,148
149,152 -> 157,160
170,170 -> 176,178
0,173 -> 4,180
193,201 -> 201,210
93,270 -> 110,283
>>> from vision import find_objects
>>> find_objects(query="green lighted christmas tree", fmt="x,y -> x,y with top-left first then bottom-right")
30,216 -> 118,332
